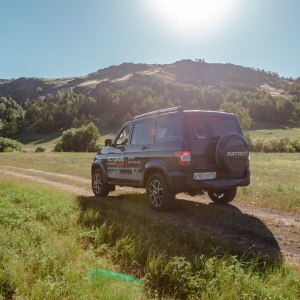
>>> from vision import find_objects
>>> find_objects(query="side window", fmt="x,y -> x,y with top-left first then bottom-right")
131,121 -> 151,145
116,126 -> 131,146
155,115 -> 182,143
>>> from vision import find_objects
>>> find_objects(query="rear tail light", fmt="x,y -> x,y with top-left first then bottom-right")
247,153 -> 251,165
174,151 -> 191,166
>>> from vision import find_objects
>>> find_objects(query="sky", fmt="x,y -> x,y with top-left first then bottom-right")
0,0 -> 299,79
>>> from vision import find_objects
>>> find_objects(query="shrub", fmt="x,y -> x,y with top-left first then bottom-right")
263,141 -> 274,153
289,137 -> 300,152
3,146 -> 13,152
244,132 -> 253,149
251,139 -> 264,152
250,137 -> 300,153
54,122 -> 101,152
283,144 -> 296,153
35,146 -> 46,153
268,139 -> 281,152
0,137 -> 24,152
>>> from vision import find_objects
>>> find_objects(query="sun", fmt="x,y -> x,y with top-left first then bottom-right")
151,0 -> 236,35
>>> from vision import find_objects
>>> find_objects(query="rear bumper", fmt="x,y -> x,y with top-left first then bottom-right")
166,169 -> 250,193
194,178 -> 250,190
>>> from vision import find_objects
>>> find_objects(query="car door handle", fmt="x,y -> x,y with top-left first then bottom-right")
141,146 -> 148,150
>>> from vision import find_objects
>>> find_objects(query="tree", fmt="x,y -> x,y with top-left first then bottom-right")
220,101 -> 252,130
275,97 -> 294,122
54,122 -> 101,152
0,97 -> 24,137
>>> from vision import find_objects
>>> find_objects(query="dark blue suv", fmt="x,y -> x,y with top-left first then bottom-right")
92,107 -> 250,211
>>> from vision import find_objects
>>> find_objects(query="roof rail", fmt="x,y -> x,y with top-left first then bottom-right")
133,106 -> 183,120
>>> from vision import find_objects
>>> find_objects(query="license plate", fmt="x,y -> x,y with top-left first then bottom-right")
193,172 -> 216,180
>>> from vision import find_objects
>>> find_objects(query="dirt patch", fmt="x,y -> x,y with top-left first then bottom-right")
1,165 -> 299,267
260,83 -> 290,97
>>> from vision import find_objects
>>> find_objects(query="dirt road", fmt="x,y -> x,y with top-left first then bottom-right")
1,164 -> 299,267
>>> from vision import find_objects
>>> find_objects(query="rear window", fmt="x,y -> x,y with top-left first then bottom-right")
192,115 -> 240,140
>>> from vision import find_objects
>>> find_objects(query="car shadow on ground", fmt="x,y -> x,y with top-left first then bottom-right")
77,193 -> 283,266
174,198 -> 282,262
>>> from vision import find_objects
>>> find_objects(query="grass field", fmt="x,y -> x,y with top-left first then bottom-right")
237,153 -> 300,214
249,127 -> 300,141
0,175 -> 145,299
0,152 -> 94,178
0,152 -> 299,214
1,150 -> 300,298
1,172 -> 300,299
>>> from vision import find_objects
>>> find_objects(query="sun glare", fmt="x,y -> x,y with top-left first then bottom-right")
151,0 -> 236,35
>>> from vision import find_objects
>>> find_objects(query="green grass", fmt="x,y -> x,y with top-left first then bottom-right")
236,153 -> 300,214
1,175 -> 299,299
0,152 -> 299,214
0,152 -> 94,178
249,127 -> 300,141
0,175 -> 144,299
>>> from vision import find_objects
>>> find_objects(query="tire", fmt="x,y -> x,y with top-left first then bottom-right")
207,188 -> 237,204
215,133 -> 249,174
146,173 -> 175,211
92,169 -> 110,197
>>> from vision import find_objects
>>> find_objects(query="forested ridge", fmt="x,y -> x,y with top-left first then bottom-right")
0,60 -> 300,139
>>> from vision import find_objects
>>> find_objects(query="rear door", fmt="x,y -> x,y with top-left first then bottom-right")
190,113 -> 243,176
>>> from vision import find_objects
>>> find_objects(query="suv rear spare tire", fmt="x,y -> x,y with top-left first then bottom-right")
215,133 -> 249,174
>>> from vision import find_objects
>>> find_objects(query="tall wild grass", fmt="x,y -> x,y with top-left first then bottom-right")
1,174 -> 299,299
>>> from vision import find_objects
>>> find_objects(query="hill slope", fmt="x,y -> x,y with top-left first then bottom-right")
0,60 -> 293,103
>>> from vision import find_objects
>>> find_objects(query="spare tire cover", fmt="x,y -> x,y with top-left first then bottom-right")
215,133 -> 249,174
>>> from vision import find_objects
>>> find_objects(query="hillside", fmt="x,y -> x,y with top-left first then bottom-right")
0,60 -> 295,103
1,59 -> 300,148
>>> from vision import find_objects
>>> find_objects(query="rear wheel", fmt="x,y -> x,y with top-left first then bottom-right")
146,173 -> 175,211
92,169 -> 110,197
207,188 -> 237,204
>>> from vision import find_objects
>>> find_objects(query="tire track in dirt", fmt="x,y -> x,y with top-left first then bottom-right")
0,165 -> 92,196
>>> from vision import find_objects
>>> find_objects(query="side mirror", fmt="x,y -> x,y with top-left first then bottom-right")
105,138 -> 112,146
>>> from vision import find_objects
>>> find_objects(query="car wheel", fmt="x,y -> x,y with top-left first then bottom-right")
146,173 -> 175,211
92,169 -> 110,197
207,188 -> 237,204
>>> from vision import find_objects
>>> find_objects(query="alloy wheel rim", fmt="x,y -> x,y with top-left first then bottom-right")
149,179 -> 164,206
93,173 -> 102,193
